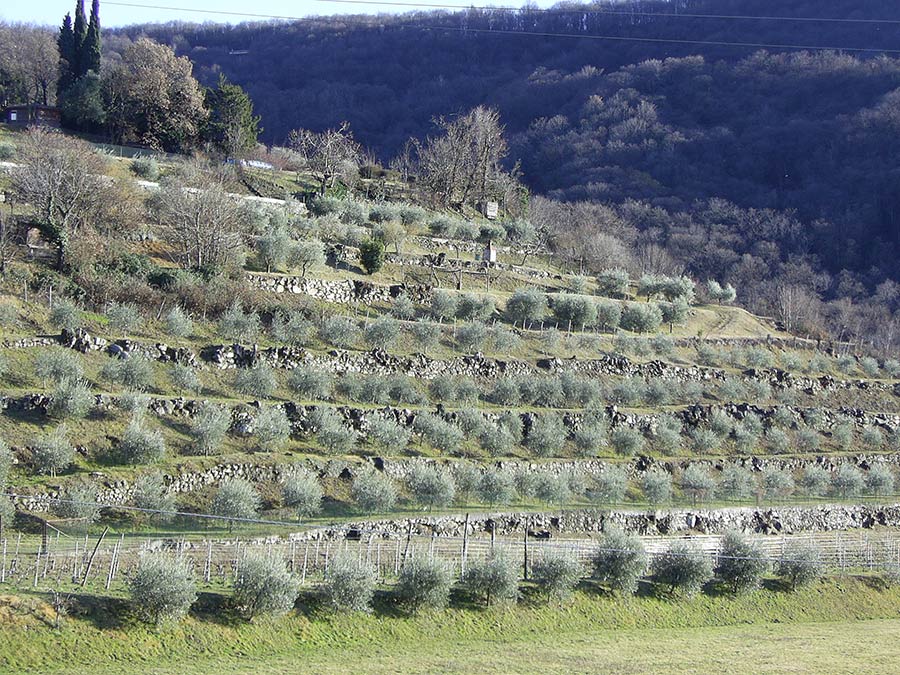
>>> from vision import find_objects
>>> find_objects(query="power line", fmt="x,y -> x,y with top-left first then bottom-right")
100,1 -> 900,55
103,0 -> 900,26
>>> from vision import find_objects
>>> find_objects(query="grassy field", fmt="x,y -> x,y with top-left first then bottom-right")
3,578 -> 900,674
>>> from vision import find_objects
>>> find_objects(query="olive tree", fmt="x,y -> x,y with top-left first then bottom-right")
591,529 -> 647,595
323,552 -> 376,612
212,478 -> 261,529
189,402 -> 231,456
32,425 -> 74,476
461,548 -> 519,607
395,557 -> 453,613
234,363 -> 277,399
119,416 -> 166,464
641,469 -> 673,505
776,542 -> 822,591
234,550 -> 299,618
406,464 -> 456,510
530,550 -> 582,603
715,531 -> 768,593
129,554 -> 197,625
281,467 -> 323,518
351,468 -> 397,513
652,542 -> 713,597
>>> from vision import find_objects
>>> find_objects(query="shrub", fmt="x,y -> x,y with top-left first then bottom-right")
866,464 -> 895,496
596,268 -> 630,298
270,311 -> 315,347
365,315 -> 400,350
862,425 -> 885,449
533,472 -> 572,505
234,363 -> 277,399
101,353 -> 154,391
430,290 -> 458,322
129,554 -> 197,625
798,465 -> 830,497
715,531 -> 768,593
48,378 -> 93,419
291,239 -> 326,277
455,294 -> 494,322
462,549 -> 519,606
0,439 -> 11,489
706,279 -> 736,304
885,359 -> 900,378
610,378 -> 644,406
324,552 -> 376,612
170,363 -> 201,395
832,463 -> 865,498
212,478 -> 261,528
652,542 -> 713,597
488,325 -> 520,353
359,237 -> 385,274
55,481 -> 101,522
587,465 -> 628,504
550,294 -> 597,328
105,302 -> 140,336
641,469 -> 673,505
478,421 -> 518,457
531,550 -> 582,603
572,418 -> 607,458
591,529 -> 647,595
395,556 -> 452,612
620,303 -> 663,333
281,467 -> 323,518
163,306 -> 193,338
288,367 -> 333,400
505,288 -> 547,326
410,319 -> 441,353
690,428 -> 720,454
594,300 -> 622,331
525,413 -> 566,458
32,425 -> 74,476
765,428 -> 791,454
795,427 -> 821,453
654,415 -> 683,454
36,348 -> 83,387
351,468 -> 397,513
130,156 -> 159,180
314,409 -> 357,455
255,406 -> 292,452
319,315 -> 360,349
218,302 -> 260,343
760,467 -> 795,501
718,464 -> 754,501
832,422 -> 854,451
776,542 -> 822,590
119,417 -> 166,464
189,402 -> 231,456
610,427 -> 644,457
681,465 -> 716,504
414,413 -> 463,454
477,469 -> 516,506
407,464 -> 456,509
860,356 -> 880,378
233,550 -> 299,619
367,415 -> 411,451
49,298 -> 80,331
133,471 -> 175,519
456,321 -> 487,352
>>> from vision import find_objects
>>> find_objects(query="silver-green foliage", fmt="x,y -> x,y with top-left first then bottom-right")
101,353 -> 154,391
591,529 -> 647,595
163,306 -> 194,338
776,542 -> 822,590
133,471 -> 176,521
255,406 -> 292,452
48,378 -> 94,419
406,464 -> 455,509
641,469 -> 673,505
652,542 -> 713,597
36,348 -> 83,386
281,467 -> 323,518
190,402 -> 231,455
129,554 -> 197,625
234,550 -> 299,618
462,548 -> 519,606
212,478 -> 261,523
119,416 -> 166,464
530,550 -> 582,603
395,556 -> 453,612
234,363 -> 277,399
367,415 -> 411,451
715,531 -> 768,593
323,552 -> 376,612
32,424 -> 74,476
351,468 -> 397,513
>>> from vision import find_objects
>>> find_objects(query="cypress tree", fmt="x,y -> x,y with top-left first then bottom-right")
203,74 -> 262,157
72,0 -> 88,78
83,0 -> 101,75
57,13 -> 76,95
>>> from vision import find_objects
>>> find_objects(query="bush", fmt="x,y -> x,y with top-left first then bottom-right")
760,467 -> 795,501
119,417 -> 166,464
533,472 -> 572,505
706,279 -> 736,304
455,294 -> 495,322
55,480 -> 101,522
477,469 -> 516,506
365,315 -> 400,350
270,311 -> 315,347
531,550 -> 582,603
596,268 -> 630,298
488,325 -> 520,353
395,556 -> 453,612
163,306 -> 194,338
359,237 -> 385,274
862,425 -> 884,449
776,542 -> 822,590
410,319 -> 441,353
255,406 -> 292,452
652,542 -> 713,597
48,378 -> 93,419
414,413 -> 463,454
462,549 -> 519,606
610,427 -> 644,457
101,353 -> 154,391
351,468 -> 397,513
130,156 -> 159,180
367,415 -> 411,451
129,554 -> 197,625
525,413 -> 566,458
319,315 -> 360,349
212,478 -> 261,527
715,531 -> 767,593
291,239 -> 326,277
832,422 -> 854,451
36,348 -> 83,387
287,367 -> 332,401
832,463 -> 865,498
218,302 -> 261,343
106,302 -> 140,336
234,363 -> 277,399
407,464 -> 456,509
32,425 -> 74,476
49,298 -> 80,331
591,529 -> 647,595
170,363 -> 202,395
681,465 -> 716,504
690,428 -> 720,454
324,552 -> 376,612
550,294 -> 597,328
765,428 -> 791,454
133,471 -> 175,520
281,467 -> 323,518
798,465 -> 830,497
718,464 -> 754,501
234,550 -> 299,618
641,469 -> 673,505
313,408 -> 357,455
456,321 -> 487,352
866,464 -> 895,496
620,303 -> 663,333
860,356 -> 880,378
430,290 -> 458,322
505,288 -> 547,326
189,402 -> 231,455
594,300 -> 622,331
571,418 -> 607,458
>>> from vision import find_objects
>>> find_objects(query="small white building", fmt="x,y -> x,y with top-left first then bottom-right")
483,240 -> 497,263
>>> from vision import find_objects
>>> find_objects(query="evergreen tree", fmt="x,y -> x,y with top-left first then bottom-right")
57,13 -> 76,95
82,0 -> 101,75
72,0 -> 88,78
204,75 -> 261,156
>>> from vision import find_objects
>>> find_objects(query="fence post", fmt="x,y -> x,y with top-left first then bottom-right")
461,513 -> 470,577
523,518 -> 529,581
81,526 -> 109,588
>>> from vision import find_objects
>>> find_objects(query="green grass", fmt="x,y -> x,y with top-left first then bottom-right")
2,577 -> 900,674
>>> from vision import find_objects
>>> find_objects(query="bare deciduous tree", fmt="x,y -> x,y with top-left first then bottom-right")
287,121 -> 362,195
